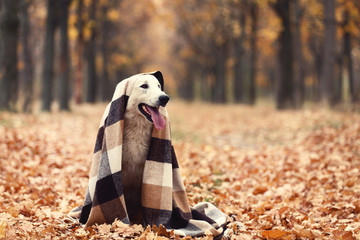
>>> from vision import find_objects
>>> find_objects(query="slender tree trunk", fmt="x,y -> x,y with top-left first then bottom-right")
212,43 -> 227,103
272,0 -> 294,109
249,2 -> 258,105
293,0 -> 305,108
314,52 -> 322,102
233,7 -> 246,103
320,0 -> 336,106
0,0 -> 20,111
308,21 -> 323,102
343,9 -> 356,103
42,0 -> 59,111
200,65 -> 210,101
100,2 -> 111,101
58,0 -> 71,111
336,56 -> 343,103
178,60 -> 195,101
85,0 -> 97,103
74,0 -> 84,104
20,0 -> 33,112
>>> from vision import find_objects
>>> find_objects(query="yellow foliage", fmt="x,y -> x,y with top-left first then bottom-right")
99,0 -> 108,6
83,20 -> 94,41
111,54 -> 131,67
83,0 -> 91,7
68,15 -> 77,27
68,27 -> 78,41
232,22 -> 241,38
107,9 -> 120,21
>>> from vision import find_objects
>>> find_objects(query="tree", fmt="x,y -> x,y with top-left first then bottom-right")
100,1 -> 112,102
319,0 -> 336,106
249,2 -> 258,105
293,0 -> 305,107
306,1 -> 324,102
272,0 -> 295,109
213,42 -> 227,103
342,4 -> 356,103
20,0 -> 33,112
58,0 -> 71,111
233,1 -> 247,103
74,0 -> 84,104
0,0 -> 20,111
42,0 -> 60,111
85,0 -> 97,103
210,2 -> 231,103
174,0 -> 231,103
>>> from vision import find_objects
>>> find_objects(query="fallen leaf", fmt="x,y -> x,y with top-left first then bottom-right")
260,229 -> 289,238
0,221 -> 6,239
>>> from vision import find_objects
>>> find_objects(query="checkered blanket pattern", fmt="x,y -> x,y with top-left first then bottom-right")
70,72 -> 227,237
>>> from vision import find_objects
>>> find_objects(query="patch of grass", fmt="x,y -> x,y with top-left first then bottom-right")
212,169 -> 224,176
192,183 -> 202,188
171,129 -> 202,143
312,120 -> 344,131
0,116 -> 26,128
204,196 -> 214,203
213,179 -> 223,187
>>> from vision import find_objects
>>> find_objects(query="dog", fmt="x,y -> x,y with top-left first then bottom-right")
121,74 -> 169,223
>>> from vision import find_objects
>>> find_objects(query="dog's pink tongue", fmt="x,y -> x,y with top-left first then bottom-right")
146,106 -> 165,130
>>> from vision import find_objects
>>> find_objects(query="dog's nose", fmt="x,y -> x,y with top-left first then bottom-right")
159,95 -> 170,107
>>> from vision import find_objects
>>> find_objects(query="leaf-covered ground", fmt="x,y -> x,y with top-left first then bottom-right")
0,101 -> 359,239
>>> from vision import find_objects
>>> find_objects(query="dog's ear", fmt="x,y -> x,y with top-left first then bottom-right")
151,71 -> 164,91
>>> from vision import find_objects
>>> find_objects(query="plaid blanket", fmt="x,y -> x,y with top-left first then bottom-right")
70,71 -> 227,237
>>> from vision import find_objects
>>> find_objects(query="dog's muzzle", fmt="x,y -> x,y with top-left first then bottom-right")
159,95 -> 170,107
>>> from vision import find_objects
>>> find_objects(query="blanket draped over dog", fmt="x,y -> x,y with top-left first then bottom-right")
70,72 -> 227,237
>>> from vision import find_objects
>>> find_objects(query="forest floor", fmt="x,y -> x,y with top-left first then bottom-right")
0,101 -> 359,239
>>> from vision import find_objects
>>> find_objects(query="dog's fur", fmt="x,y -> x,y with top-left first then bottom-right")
121,75 -> 169,223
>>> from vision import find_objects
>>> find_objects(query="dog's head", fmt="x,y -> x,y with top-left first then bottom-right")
127,71 -> 169,130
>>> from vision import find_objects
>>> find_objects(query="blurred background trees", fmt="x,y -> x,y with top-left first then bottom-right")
0,0 -> 359,112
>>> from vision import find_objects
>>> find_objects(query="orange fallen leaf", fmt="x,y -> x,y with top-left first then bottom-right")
0,221 -> 7,239
253,186 -> 268,195
333,229 -> 356,240
260,229 -> 289,238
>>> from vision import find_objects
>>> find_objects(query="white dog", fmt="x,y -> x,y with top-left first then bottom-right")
121,75 -> 169,223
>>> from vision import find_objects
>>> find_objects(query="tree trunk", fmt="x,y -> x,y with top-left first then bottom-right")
200,65 -> 210,101
179,61 -> 195,101
42,0 -> 59,111
85,0 -> 97,103
308,20 -> 323,102
100,2 -> 111,102
74,0 -> 84,104
212,43 -> 227,103
0,0 -> 20,111
249,2 -> 258,105
233,6 -> 246,103
20,0 -> 33,112
336,56 -> 343,103
293,0 -> 305,108
319,0 -> 336,106
314,50 -> 322,102
272,0 -> 294,109
58,0 -> 71,111
343,9 -> 356,103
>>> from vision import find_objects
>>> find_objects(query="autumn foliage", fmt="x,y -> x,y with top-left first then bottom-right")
0,102 -> 360,239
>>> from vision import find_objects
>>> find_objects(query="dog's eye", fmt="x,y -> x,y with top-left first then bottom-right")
140,84 -> 148,89
158,84 -> 161,88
